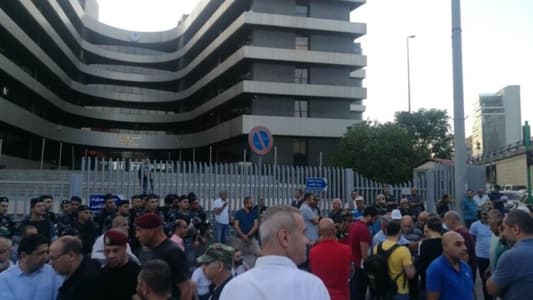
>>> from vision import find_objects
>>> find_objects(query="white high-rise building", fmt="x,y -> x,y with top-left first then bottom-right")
471,85 -> 521,157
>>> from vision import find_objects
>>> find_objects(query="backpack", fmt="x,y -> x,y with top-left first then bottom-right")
363,242 -> 405,299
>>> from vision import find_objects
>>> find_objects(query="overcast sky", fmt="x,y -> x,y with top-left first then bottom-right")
97,0 -> 533,136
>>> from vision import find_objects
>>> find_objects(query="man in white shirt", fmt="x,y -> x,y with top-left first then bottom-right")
473,189 -> 490,209
213,191 -> 230,244
91,216 -> 139,265
220,206 -> 330,300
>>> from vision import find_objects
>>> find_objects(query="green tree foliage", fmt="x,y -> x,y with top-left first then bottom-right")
330,109 -> 453,183
330,121 -> 426,183
395,109 -> 453,159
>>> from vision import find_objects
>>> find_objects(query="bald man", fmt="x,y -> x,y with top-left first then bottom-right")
309,218 -> 353,300
425,232 -> 474,300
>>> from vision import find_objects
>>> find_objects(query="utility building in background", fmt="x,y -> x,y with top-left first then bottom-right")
471,85 -> 521,157
0,0 -> 366,168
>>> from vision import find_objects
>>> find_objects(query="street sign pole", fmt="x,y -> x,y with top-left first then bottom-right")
523,121 -> 533,204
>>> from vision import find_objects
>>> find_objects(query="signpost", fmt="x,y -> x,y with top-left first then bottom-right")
306,177 -> 328,192
88,194 -> 122,212
248,126 -> 274,156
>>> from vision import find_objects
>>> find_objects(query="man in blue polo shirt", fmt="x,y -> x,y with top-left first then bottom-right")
486,209 -> 533,300
426,231 -> 474,300
0,234 -> 64,300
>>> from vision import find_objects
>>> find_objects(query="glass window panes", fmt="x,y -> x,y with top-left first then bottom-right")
294,100 -> 308,118
295,68 -> 308,84
295,37 -> 309,50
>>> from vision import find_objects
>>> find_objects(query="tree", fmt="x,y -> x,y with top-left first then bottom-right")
330,121 -> 426,183
395,109 -> 453,159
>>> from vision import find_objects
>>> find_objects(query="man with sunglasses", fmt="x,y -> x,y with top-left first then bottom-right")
426,231 -> 475,300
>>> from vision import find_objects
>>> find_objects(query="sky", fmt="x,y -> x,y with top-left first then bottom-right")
97,0 -> 533,136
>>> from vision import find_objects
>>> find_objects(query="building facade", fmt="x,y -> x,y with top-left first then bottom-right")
0,0 -> 366,168
471,85 -> 521,158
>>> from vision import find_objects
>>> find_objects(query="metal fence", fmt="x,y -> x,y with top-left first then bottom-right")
0,157 -> 486,215
80,157 -> 351,212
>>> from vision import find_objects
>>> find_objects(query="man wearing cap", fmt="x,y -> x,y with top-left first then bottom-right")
19,197 -> 56,241
135,213 -> 192,300
102,229 -> 141,300
72,205 -> 98,255
95,194 -> 117,234
220,206 -> 329,300
197,243 -> 235,300
91,216 -> 139,265
0,197 -> 14,238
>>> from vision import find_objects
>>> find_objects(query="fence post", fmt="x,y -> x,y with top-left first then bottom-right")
344,169 -> 354,205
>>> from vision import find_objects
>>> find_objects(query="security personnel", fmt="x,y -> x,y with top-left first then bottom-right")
95,194 -> 117,234
101,229 -> 140,300
0,197 -> 14,238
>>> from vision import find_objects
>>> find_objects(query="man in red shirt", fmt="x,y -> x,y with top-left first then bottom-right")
348,206 -> 378,300
310,218 -> 353,300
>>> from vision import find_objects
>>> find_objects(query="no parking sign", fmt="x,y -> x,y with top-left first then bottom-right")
248,126 -> 274,156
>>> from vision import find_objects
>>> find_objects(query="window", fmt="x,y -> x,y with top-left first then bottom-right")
294,100 -> 308,118
295,1 -> 309,17
295,68 -> 308,84
293,139 -> 307,165
295,36 -> 309,50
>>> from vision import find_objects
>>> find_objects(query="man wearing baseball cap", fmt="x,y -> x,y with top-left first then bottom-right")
135,213 -> 192,300
197,243 -> 235,300
102,229 -> 140,300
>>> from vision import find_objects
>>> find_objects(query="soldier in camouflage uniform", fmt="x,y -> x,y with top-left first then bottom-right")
197,243 -> 235,300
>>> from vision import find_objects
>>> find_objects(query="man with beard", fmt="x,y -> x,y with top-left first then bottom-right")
233,196 -> 260,266
41,195 -> 57,225
102,229 -> 140,300
135,213 -> 192,300
487,209 -> 533,299
0,197 -> 14,238
19,197 -> 56,241
426,232 -> 474,300
72,205 -> 98,255
95,194 -> 117,234
348,206 -> 378,300
0,234 -> 63,299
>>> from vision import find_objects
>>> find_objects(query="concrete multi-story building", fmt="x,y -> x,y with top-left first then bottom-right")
0,0 -> 366,168
471,85 -> 521,157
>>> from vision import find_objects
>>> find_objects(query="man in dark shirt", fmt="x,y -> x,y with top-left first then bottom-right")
102,229 -> 140,300
41,195 -> 57,225
95,194 -> 117,234
135,213 -> 192,300
50,236 -> 103,300
0,197 -> 14,238
197,243 -> 235,300
19,197 -> 56,241
136,259 -> 173,300
72,205 -> 98,255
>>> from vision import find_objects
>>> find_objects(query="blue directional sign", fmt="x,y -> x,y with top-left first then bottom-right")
248,126 -> 274,155
306,177 -> 328,192
89,194 -> 121,212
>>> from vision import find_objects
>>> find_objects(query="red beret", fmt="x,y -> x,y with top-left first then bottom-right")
104,229 -> 128,246
134,213 -> 163,229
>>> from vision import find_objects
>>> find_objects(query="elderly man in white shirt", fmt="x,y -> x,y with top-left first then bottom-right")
220,206 -> 330,300
473,189 -> 490,209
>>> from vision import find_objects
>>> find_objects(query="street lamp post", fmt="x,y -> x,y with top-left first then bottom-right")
406,35 -> 416,113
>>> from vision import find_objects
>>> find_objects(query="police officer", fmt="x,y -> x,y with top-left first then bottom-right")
101,229 -> 140,300
0,197 -> 14,238
95,194 -> 117,234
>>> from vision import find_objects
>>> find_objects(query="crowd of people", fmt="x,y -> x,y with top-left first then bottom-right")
0,185 -> 532,300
